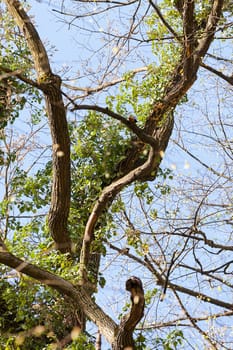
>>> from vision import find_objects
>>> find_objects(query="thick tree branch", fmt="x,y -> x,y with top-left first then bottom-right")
0,244 -> 117,345
193,0 -> 224,66
79,146 -> 163,281
182,0 -> 195,79
4,0 -> 71,253
0,244 -> 145,348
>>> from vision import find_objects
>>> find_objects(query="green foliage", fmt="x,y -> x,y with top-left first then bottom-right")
64,333 -> 95,350
0,272 -> 89,349
155,330 -> 184,350
135,332 -> 147,349
144,288 -> 158,305
0,3 -> 44,130
134,329 -> 184,350
12,165 -> 51,214
134,182 -> 154,205
134,168 -> 173,202
104,2 -> 185,125
69,113 -> 128,244
107,62 -> 174,124
0,4 -> 31,71
71,112 -> 128,183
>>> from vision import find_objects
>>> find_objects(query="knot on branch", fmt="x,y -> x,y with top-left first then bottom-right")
38,73 -> 62,92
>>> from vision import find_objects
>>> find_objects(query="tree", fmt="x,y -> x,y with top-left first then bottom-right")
0,0 -> 233,349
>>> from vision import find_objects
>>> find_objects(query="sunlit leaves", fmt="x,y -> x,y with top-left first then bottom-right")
155,329 -> 184,350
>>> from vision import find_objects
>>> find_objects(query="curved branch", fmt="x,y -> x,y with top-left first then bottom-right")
79,107 -> 173,280
79,0 -> 224,282
113,276 -> 145,350
79,146 -> 162,281
0,245 -> 146,348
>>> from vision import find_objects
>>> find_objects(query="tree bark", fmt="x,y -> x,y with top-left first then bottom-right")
113,276 -> 145,350
0,244 -> 145,348
4,0 -> 71,253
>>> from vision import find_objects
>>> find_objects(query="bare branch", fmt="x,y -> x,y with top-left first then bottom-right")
173,290 -> 219,349
201,62 -> 233,85
173,139 -> 232,181
73,104 -> 158,147
149,0 -> 181,42
144,256 -> 233,310
63,66 -> 148,99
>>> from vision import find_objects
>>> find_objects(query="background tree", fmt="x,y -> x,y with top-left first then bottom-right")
0,0 -> 233,349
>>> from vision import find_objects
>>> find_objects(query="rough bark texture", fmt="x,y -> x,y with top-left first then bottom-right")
4,0 -> 71,253
43,75 -> 71,253
0,245 -> 146,347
